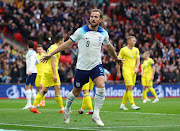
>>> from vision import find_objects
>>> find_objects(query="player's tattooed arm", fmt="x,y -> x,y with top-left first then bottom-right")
106,44 -> 125,65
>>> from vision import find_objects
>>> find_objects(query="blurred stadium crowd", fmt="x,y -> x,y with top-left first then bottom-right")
0,0 -> 180,84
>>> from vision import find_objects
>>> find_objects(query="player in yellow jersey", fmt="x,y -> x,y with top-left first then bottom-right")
78,78 -> 94,115
141,51 -> 159,103
117,36 -> 140,110
30,34 -> 64,113
35,44 -> 46,107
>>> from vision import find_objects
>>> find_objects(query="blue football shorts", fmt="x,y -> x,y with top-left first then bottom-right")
25,73 -> 37,86
74,64 -> 104,88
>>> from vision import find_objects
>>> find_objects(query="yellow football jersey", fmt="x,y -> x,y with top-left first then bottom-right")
36,53 -> 46,76
44,44 -> 60,74
118,46 -> 140,72
141,58 -> 155,77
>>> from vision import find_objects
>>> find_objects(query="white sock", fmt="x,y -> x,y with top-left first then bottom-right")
89,109 -> 93,112
65,91 -> 76,113
60,107 -> 64,111
26,89 -> 31,105
31,89 -> 36,102
31,105 -> 36,108
121,104 -> 125,107
94,88 -> 105,117
131,104 -> 136,107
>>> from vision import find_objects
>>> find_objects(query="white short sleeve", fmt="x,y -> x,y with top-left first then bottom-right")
103,32 -> 110,45
70,28 -> 81,42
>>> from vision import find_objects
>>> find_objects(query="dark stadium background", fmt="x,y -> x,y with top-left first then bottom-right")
0,0 -> 179,85
0,1 -> 180,131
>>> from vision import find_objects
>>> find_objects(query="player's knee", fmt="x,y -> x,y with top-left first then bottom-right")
126,86 -> 133,91
25,85 -> 31,90
73,92 -> 80,97
40,88 -> 48,95
72,90 -> 81,97
96,83 -> 105,89
83,90 -> 89,94
54,89 -> 60,95
43,91 -> 47,95
96,88 -> 105,96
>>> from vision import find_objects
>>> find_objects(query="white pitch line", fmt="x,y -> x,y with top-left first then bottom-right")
102,111 -> 180,116
0,123 -> 95,130
0,123 -> 180,130
91,125 -> 180,128
0,108 -> 179,116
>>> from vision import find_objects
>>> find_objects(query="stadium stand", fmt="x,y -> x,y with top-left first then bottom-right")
0,0 -> 179,84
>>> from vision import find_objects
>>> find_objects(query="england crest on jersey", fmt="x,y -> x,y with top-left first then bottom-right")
99,36 -> 102,42
76,82 -> 80,87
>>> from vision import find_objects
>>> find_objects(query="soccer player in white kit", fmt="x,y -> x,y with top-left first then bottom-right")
23,40 -> 38,109
42,9 -> 124,126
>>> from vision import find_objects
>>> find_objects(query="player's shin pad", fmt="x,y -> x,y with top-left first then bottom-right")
143,91 -> 147,99
65,91 -> 76,112
55,94 -> 64,108
94,88 -> 105,109
127,91 -> 134,105
122,91 -> 128,104
84,93 -> 93,110
149,87 -> 157,98
33,93 -> 43,106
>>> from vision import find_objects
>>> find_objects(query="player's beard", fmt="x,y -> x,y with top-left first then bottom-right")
90,21 -> 99,27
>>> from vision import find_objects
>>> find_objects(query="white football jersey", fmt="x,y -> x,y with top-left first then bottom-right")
70,25 -> 110,70
26,49 -> 38,74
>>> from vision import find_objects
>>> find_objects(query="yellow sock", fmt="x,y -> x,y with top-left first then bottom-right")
84,93 -> 93,110
33,93 -> 43,106
37,91 -> 43,102
127,91 -> 134,105
146,88 -> 150,93
149,87 -> 157,98
143,90 -> 147,100
81,97 -> 86,110
55,94 -> 64,108
122,91 -> 128,104
42,95 -> 45,102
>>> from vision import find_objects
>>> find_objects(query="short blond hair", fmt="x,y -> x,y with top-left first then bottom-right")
127,36 -> 136,42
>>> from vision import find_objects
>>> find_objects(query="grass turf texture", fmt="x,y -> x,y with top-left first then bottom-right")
0,98 -> 180,131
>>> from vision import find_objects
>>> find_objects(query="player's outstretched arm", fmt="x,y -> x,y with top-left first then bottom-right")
116,63 -> 121,79
41,39 -> 74,62
106,44 -> 125,65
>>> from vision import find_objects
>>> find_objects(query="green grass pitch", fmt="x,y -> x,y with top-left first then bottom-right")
0,98 -> 180,131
